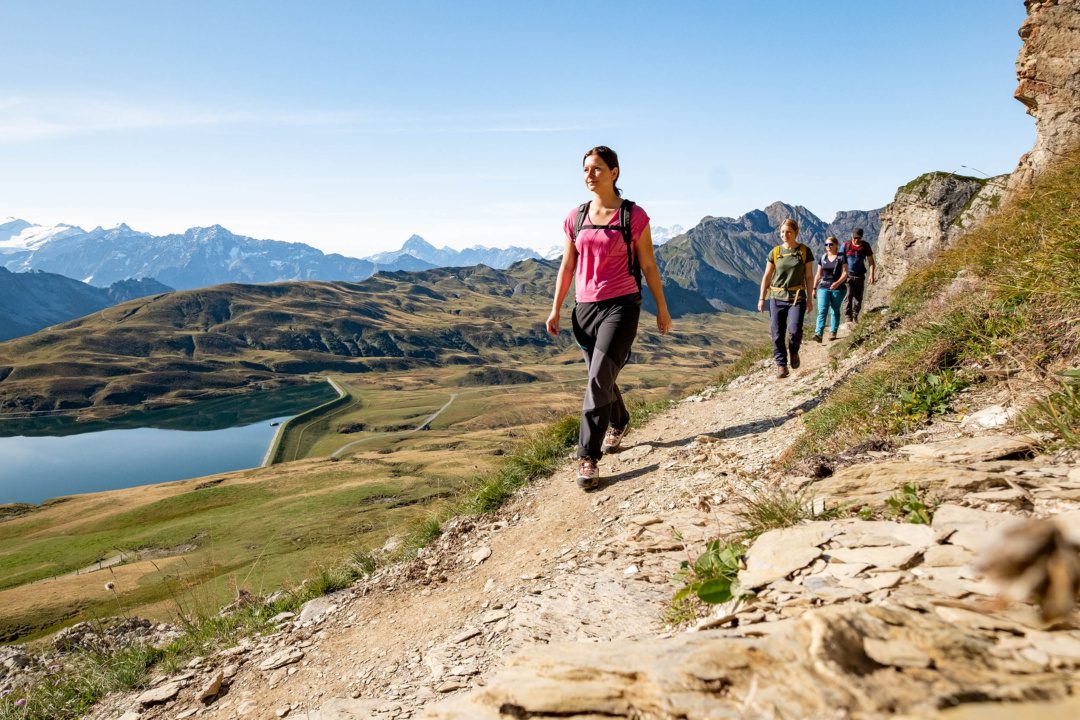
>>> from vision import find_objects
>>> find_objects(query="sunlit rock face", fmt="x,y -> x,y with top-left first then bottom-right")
867,172 -> 1007,309
1007,0 -> 1080,194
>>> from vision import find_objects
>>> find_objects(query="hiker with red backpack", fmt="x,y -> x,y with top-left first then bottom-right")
758,219 -> 815,378
840,228 -> 875,323
546,146 -> 672,490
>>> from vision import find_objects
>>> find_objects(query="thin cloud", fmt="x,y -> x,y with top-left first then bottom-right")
0,95 -> 615,141
0,95 -> 364,142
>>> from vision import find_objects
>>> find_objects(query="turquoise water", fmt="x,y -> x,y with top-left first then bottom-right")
0,383 -> 337,504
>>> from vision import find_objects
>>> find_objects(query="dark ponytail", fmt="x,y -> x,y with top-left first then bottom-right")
583,146 -> 621,197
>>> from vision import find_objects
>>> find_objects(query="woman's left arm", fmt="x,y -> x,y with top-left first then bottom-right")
804,258 -> 815,312
636,225 -> 672,335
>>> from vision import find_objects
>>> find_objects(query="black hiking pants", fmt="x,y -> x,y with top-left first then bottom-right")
571,293 -> 641,461
844,275 -> 865,322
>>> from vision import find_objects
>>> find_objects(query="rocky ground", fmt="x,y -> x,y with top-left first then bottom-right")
55,330 -> 1080,719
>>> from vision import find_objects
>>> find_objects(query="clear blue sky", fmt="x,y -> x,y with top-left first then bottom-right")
1,1 -> 1031,255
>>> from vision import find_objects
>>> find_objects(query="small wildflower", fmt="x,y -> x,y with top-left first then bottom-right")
15,698 -> 26,707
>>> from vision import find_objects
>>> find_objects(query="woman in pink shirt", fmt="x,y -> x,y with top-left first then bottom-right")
546,146 -> 672,489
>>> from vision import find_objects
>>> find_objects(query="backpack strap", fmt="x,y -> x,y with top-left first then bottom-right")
619,200 -> 641,290
571,201 -> 591,240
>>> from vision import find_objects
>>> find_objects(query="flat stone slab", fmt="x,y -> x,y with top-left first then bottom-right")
299,591 -> 347,623
923,544 -> 974,567
827,546 -> 923,570
814,462 -> 1006,502
739,522 -> 840,589
931,504 -> 1018,552
959,405 -> 1016,431
137,681 -> 181,705
296,697 -> 384,719
832,520 -> 936,549
899,435 -> 1035,463
864,637 -> 932,668
259,647 -> 305,671
196,670 -> 224,701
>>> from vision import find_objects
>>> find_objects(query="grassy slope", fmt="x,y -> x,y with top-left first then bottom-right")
788,150 -> 1080,461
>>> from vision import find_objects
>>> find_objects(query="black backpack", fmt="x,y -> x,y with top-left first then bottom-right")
571,199 -> 642,290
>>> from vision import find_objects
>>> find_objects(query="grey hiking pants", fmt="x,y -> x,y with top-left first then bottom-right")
571,293 -> 641,461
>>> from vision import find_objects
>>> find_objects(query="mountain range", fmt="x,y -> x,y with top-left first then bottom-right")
0,219 -> 541,292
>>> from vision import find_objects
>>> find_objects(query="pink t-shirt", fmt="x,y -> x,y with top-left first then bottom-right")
563,203 -> 650,303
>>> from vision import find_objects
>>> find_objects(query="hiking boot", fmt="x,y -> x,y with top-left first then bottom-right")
829,331 -> 837,341
790,351 -> 801,369
812,334 -> 823,343
576,458 -> 600,490
776,365 -> 789,379
601,423 -> 627,454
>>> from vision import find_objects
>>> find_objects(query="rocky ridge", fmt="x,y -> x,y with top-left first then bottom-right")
62,333 -> 1080,720
867,172 -> 1007,308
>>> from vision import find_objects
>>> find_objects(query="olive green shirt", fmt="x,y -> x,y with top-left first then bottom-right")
767,243 -> 813,302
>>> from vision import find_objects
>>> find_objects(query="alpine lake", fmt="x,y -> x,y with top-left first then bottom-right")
0,382 -> 339,505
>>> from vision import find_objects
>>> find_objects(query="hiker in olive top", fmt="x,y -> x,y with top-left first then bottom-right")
757,218 -> 814,378
546,146 -> 672,491
840,227 -> 875,323
812,235 -> 848,342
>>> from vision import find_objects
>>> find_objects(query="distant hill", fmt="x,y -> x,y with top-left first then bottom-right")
365,235 -> 540,269
0,268 -> 172,342
657,202 -> 881,310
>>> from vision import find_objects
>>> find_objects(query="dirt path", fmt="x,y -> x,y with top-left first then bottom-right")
109,333 -> 844,720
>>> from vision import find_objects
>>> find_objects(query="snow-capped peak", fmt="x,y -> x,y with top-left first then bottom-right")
0,219 -> 84,251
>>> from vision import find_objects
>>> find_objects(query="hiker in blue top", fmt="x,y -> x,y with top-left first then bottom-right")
811,236 -> 848,342
840,228 -> 875,323
758,218 -> 815,379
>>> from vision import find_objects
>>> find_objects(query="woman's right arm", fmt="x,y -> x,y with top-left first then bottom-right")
832,263 -> 848,289
546,238 -> 578,335
757,262 -> 774,313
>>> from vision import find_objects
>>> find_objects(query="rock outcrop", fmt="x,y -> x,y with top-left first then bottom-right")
1007,0 -> 1080,194
867,172 -> 1007,308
